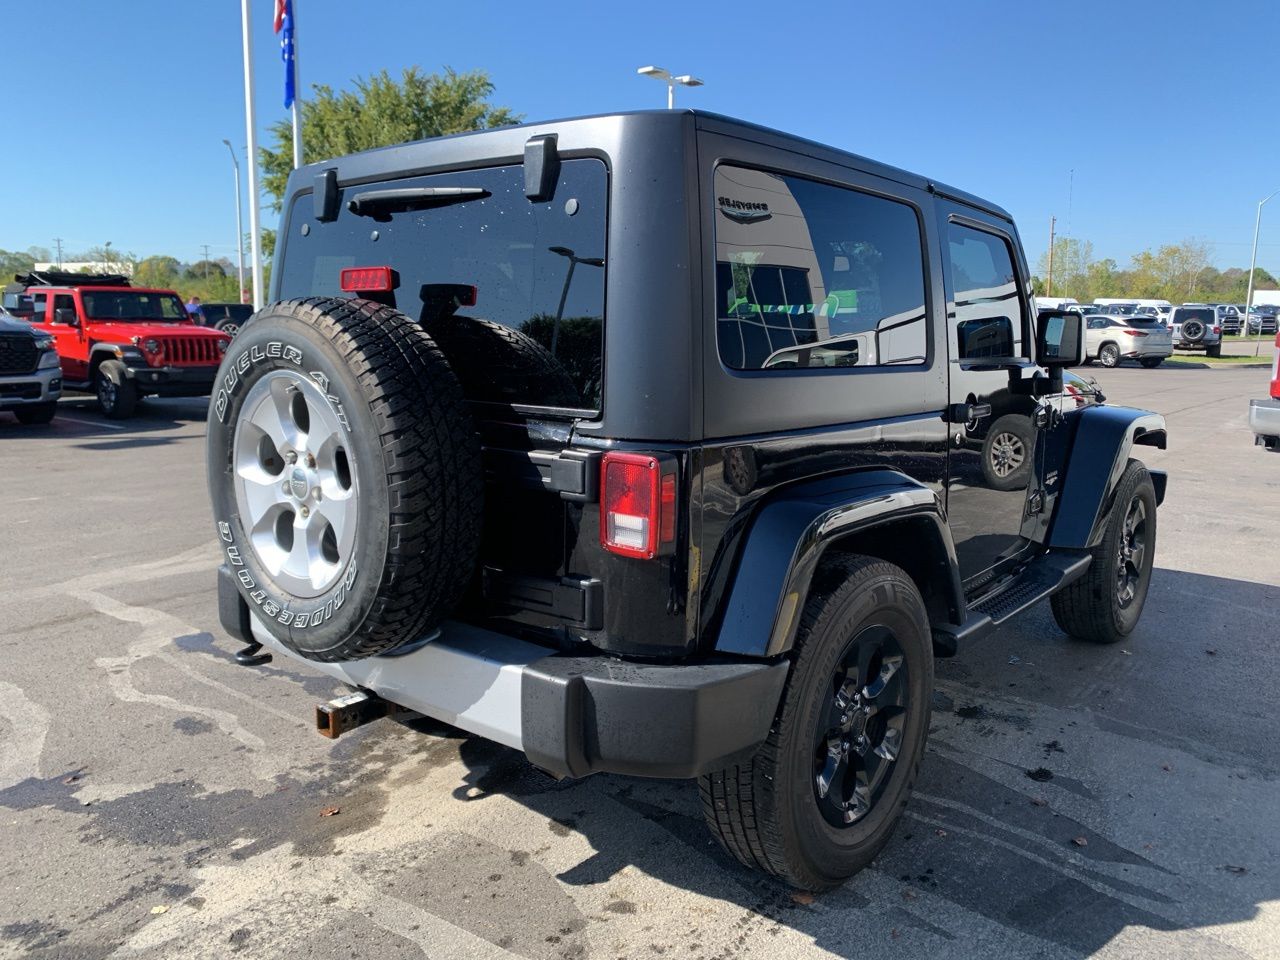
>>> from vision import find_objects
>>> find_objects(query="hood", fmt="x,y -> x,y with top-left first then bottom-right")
87,322 -> 228,340
0,315 -> 37,336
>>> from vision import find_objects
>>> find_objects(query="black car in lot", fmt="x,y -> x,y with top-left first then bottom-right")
208,110 -> 1168,891
199,302 -> 254,335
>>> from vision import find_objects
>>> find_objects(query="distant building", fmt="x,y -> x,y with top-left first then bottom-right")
33,261 -> 135,277
1249,289 -> 1280,307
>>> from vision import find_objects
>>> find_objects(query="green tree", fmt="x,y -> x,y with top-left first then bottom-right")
185,259 -> 227,280
260,67 -> 521,210
133,255 -> 181,287
1036,237 -> 1093,300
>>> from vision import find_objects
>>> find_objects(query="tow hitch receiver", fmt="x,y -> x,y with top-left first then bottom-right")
316,691 -> 388,739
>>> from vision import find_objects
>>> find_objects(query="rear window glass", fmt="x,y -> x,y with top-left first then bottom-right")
278,159 -> 607,413
1175,307 -> 1212,322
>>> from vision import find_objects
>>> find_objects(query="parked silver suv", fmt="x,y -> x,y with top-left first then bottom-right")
0,310 -> 61,423
1169,304 -> 1222,358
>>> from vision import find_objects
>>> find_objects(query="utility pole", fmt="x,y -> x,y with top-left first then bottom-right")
52,238 -> 64,268
241,0 -> 264,310
201,244 -> 211,279
1046,216 -> 1056,298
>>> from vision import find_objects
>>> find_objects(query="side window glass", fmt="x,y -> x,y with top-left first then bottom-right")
714,166 -> 928,371
53,294 -> 74,313
32,293 -> 47,318
947,224 -> 1026,359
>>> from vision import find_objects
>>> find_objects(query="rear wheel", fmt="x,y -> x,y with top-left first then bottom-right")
215,318 -> 244,337
700,556 -> 932,891
1098,343 -> 1121,367
1139,357 -> 1163,369
14,402 -> 56,425
1051,460 -> 1157,644
96,360 -> 138,419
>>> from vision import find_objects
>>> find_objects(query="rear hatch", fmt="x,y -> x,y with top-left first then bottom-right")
1125,315 -> 1172,345
275,158 -> 608,636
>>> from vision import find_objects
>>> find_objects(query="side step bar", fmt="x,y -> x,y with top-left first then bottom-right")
932,550 -> 1092,654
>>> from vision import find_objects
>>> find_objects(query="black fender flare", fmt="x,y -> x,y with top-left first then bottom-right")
1048,404 -> 1167,549
88,343 -> 146,378
713,469 -> 964,658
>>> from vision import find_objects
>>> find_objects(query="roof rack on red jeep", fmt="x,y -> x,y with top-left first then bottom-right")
15,271 -> 132,288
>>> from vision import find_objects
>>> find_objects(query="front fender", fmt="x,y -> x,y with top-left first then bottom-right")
1048,404 -> 1167,549
713,469 -> 962,658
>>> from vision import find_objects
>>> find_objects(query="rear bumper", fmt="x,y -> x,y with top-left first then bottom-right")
123,363 -> 217,395
1250,398 -> 1280,448
217,566 -> 786,779
0,366 -> 61,408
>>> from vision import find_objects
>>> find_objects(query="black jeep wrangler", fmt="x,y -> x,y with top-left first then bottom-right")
208,111 -> 1167,891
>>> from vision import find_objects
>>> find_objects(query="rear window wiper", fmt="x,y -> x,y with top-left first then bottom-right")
346,186 -> 489,219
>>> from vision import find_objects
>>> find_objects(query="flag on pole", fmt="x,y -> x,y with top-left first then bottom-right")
274,0 -> 296,109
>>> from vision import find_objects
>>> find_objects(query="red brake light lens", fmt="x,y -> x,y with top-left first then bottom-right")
1121,329 -> 1149,337
600,452 -> 677,559
340,266 -> 395,293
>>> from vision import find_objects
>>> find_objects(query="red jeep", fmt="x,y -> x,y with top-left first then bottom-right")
17,272 -> 231,418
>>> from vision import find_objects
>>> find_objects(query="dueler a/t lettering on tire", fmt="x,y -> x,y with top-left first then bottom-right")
206,297 -> 483,662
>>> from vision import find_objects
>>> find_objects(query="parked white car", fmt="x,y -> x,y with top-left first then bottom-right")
1084,314 -> 1174,368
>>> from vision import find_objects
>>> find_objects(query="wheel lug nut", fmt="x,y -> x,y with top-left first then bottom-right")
306,454 -> 316,468
285,451 -> 297,464
299,506 -> 310,518
282,481 -> 290,493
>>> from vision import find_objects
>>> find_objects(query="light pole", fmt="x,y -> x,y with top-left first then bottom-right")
222,139 -> 247,302
548,246 -> 604,357
1246,190 -> 1278,358
637,65 -> 703,109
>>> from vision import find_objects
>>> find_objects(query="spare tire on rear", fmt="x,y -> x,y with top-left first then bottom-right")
206,297 -> 483,662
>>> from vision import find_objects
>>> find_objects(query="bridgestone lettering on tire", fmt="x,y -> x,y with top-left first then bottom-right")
206,297 -> 483,662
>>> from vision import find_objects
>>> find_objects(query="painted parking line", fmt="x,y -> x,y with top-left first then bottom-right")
54,415 -> 127,430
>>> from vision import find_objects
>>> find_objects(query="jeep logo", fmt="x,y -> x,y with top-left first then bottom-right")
717,196 -> 771,224
289,467 -> 308,500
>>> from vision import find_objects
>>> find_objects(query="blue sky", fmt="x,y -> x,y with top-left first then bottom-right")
3,0 -> 1278,271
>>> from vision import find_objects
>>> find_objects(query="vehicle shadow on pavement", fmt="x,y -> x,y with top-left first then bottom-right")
0,397 -> 209,447
435,567 -> 1277,957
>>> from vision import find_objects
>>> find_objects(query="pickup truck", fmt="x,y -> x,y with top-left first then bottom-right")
1249,332 -> 1280,451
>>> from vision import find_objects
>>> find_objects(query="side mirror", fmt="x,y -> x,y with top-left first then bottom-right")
1035,310 -> 1084,368
54,307 -> 79,326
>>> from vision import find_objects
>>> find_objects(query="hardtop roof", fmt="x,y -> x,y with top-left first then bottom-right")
286,109 -> 1013,224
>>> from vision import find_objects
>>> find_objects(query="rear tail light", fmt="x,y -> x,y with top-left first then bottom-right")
339,266 -> 397,293
600,452 -> 678,559
1121,329 -> 1149,337
1270,336 -> 1280,399
1213,325 -> 1221,335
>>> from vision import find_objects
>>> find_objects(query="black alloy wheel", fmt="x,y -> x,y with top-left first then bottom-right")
1115,496 -> 1148,610
812,625 -> 908,828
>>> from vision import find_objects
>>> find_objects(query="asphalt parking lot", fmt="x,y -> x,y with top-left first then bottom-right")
1,362 -> 1278,960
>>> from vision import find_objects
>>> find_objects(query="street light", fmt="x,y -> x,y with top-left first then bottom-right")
222,139 -> 247,303
637,65 -> 703,109
548,246 -> 604,357
1246,190 -> 1280,357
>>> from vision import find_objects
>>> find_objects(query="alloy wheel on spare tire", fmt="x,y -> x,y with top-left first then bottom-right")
206,297 -> 483,662
1181,319 -> 1205,342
